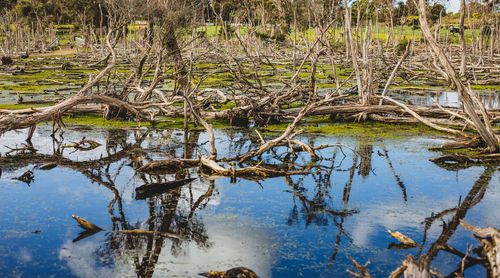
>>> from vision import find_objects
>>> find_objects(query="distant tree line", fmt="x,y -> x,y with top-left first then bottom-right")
1,0 -> 498,31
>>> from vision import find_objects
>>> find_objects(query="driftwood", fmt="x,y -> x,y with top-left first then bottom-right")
71,214 -> 181,240
72,215 -> 102,231
61,139 -> 101,151
460,220 -> 500,277
346,255 -> 371,278
388,230 -> 418,247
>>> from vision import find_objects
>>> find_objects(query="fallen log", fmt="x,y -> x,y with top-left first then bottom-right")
0,94 -> 150,134
138,158 -> 199,174
199,154 -> 309,178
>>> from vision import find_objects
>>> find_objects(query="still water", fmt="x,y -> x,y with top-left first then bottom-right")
389,90 -> 500,109
0,125 -> 498,277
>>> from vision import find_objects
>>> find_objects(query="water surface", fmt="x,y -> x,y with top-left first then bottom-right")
0,125 -> 498,277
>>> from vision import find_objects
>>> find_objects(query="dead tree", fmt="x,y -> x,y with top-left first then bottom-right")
414,0 -> 500,153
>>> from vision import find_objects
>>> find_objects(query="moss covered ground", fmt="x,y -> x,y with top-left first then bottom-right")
0,43 -> 498,137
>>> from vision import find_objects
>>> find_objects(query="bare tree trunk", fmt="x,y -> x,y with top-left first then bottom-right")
343,0 -> 363,103
415,0 -> 500,153
164,21 -> 189,94
459,0 -> 466,76
385,2 -> 394,48
293,0 -> 297,71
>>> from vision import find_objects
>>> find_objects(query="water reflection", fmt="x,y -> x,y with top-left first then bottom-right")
0,126 -> 498,277
389,90 -> 500,109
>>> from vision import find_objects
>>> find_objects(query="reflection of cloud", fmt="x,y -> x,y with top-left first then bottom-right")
161,216 -> 275,277
18,247 -> 32,263
59,235 -> 135,278
349,173 -> 500,248
59,216 -> 275,277
349,199 -> 455,248
475,174 -> 500,226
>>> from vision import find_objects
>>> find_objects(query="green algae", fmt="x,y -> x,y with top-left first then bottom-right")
47,113 -> 233,130
470,84 -> 500,91
60,113 -> 147,128
265,116 -> 445,138
0,103 -> 55,110
0,84 -> 51,92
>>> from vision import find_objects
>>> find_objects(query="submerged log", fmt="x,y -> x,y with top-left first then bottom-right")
135,178 -> 197,200
13,170 -> 35,184
116,229 -> 182,239
441,138 -> 482,149
138,158 -> 199,174
199,267 -> 260,278
431,153 -> 500,169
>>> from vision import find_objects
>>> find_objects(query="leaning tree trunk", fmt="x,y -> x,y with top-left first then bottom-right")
415,0 -> 500,153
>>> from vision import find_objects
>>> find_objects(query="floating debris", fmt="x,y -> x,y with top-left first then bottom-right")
62,138 -> 100,151
388,230 -> 418,247
71,215 -> 102,231
13,170 -> 34,185
199,267 -> 260,278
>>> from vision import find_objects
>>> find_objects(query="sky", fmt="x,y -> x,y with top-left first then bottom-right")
444,0 -> 461,13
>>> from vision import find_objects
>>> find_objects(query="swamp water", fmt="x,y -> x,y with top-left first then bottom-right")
0,125 -> 499,277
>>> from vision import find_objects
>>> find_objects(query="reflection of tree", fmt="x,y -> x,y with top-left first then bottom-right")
389,165 -> 496,277
284,146 -> 361,265
380,149 -> 407,203
95,129 -> 215,278
2,128 -> 218,278
357,141 -> 372,179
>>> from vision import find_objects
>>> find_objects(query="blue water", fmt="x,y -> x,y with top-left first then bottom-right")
0,126 -> 498,277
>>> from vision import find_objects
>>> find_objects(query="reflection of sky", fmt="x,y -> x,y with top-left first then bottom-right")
0,126 -> 498,277
389,91 -> 500,109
